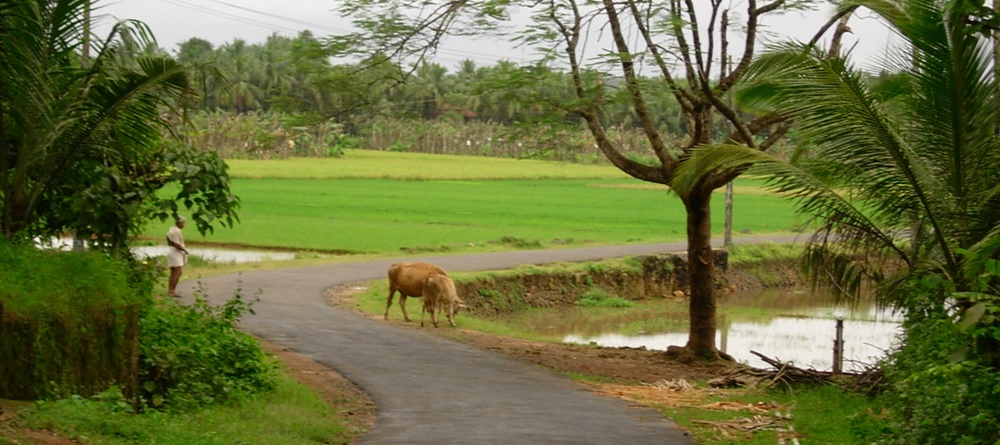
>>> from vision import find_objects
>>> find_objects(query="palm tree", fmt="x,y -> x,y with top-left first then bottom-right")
676,0 -> 1000,344
0,0 -> 239,251
217,39 -> 264,113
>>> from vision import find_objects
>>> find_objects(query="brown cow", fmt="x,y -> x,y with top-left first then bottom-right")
385,262 -> 448,323
421,273 -> 465,328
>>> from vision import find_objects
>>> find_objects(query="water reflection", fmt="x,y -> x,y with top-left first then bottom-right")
500,288 -> 902,371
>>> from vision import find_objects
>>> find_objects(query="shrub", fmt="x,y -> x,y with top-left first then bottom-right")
138,286 -> 276,410
0,242 -> 144,400
496,236 -> 542,249
576,288 -> 635,308
866,272 -> 1000,444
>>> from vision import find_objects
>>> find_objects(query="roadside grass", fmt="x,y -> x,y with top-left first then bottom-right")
727,241 -> 803,266
659,385 -> 874,445
14,372 -> 350,445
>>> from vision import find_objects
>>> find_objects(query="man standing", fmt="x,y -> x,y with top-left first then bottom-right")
166,216 -> 189,297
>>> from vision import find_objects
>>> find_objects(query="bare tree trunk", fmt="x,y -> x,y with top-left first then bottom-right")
682,186 -> 719,359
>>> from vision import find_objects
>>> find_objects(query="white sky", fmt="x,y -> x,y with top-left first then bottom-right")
94,0 -> 899,71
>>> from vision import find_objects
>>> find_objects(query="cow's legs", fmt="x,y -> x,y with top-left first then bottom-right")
421,300 -> 438,327
399,295 -> 411,322
384,287 -> 397,320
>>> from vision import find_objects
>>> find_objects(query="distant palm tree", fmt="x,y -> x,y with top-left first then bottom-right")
676,0 -> 1000,307
218,39 -> 264,112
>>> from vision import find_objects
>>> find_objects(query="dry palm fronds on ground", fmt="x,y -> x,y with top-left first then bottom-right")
709,350 -> 842,389
594,379 -> 705,407
595,377 -> 802,442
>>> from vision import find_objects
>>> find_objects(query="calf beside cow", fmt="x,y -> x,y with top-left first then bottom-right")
385,261 -> 466,328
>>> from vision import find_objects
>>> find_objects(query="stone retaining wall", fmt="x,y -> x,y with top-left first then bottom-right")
452,251 -> 777,317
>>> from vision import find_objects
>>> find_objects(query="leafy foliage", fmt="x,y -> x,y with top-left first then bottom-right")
866,270 -> 1000,444
138,287 -> 276,410
0,0 -> 239,252
679,0 -> 1000,304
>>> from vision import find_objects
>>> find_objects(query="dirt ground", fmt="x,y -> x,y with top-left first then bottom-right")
1,286 -> 740,445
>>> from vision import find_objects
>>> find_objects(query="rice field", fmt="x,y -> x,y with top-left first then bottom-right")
143,150 -> 802,254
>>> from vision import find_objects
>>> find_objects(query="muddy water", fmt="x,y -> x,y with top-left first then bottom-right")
497,288 -> 901,372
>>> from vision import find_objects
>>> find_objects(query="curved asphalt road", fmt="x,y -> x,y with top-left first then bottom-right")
182,235 -> 799,444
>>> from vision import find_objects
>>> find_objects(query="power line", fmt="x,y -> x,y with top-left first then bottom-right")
157,0 -> 301,35
149,0 -> 521,65
206,0 -> 352,35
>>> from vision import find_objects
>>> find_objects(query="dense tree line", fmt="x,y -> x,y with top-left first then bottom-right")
163,32 -> 696,142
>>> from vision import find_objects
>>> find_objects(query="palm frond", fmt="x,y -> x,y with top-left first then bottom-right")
964,224 -> 1000,283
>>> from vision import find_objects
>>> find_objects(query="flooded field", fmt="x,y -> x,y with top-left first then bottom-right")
496,288 -> 901,372
132,245 -> 296,263
46,238 -> 296,263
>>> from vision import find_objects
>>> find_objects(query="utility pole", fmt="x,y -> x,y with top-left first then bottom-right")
723,54 -> 734,249
74,0 -> 91,252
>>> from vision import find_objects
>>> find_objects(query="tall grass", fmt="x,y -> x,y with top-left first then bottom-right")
0,243 -> 143,401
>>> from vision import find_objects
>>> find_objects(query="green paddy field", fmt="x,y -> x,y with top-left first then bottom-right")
145,150 -> 802,253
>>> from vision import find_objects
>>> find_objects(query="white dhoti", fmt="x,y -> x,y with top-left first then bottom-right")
167,248 -> 187,268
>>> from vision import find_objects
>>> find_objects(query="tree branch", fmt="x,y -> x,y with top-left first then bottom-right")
601,0 -> 674,170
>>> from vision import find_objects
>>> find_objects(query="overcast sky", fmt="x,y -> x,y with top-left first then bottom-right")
95,0 -> 899,70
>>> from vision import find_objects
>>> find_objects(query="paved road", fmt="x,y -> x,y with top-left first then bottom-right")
183,236 -> 800,444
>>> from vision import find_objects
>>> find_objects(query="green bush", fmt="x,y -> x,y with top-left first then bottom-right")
0,242 -> 144,400
138,288 -> 276,411
575,288 -> 635,308
865,273 -> 1000,444
0,242 -> 141,316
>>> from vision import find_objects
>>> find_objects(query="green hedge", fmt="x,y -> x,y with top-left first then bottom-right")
0,242 -> 143,401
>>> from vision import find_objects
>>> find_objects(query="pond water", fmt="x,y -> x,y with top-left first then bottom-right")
497,288 -> 902,372
132,245 -> 296,263
45,238 -> 296,263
